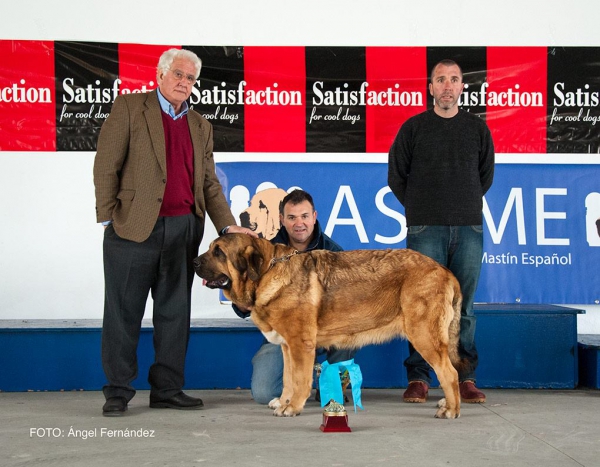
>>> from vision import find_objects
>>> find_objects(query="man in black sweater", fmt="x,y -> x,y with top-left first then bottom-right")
388,59 -> 494,404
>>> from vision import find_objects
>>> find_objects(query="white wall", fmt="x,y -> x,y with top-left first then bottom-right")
1,0 -> 599,331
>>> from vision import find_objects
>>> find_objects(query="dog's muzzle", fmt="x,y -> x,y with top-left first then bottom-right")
203,276 -> 231,289
193,256 -> 231,290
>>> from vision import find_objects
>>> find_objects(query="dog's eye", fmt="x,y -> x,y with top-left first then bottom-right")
214,246 -> 225,258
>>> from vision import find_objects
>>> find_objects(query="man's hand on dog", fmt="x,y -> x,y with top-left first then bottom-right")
226,225 -> 259,238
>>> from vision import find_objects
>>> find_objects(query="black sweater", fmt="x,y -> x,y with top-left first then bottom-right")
388,109 -> 495,226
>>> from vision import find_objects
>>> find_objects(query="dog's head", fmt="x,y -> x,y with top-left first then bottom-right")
238,188 -> 286,240
193,234 -> 275,308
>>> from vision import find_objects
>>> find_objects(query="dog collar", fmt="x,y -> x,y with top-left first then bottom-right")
268,250 -> 299,270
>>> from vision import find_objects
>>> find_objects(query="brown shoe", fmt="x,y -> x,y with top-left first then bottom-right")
403,381 -> 428,403
460,381 -> 486,403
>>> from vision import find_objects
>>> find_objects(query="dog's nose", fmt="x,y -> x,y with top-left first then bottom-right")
193,257 -> 201,269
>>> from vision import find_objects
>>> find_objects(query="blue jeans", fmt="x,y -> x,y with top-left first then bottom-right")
250,342 -> 356,404
251,343 -> 283,404
405,225 -> 482,385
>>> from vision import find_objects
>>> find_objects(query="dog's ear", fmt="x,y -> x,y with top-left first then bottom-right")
246,246 -> 264,282
232,245 -> 264,282
244,246 -> 264,282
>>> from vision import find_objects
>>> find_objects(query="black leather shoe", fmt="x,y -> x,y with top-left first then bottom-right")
102,396 -> 128,416
149,391 -> 204,410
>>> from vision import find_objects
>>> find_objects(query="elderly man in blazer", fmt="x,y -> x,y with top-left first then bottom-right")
94,48 -> 255,417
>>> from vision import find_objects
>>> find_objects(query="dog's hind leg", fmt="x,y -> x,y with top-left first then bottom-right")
273,338 -> 316,417
408,334 -> 461,419
430,355 -> 460,419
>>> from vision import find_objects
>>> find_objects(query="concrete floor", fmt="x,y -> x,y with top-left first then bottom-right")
2,388 -> 599,467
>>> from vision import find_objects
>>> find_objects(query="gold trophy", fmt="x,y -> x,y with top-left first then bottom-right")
320,399 -> 351,432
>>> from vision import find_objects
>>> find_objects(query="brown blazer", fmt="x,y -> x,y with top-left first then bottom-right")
93,90 -> 235,243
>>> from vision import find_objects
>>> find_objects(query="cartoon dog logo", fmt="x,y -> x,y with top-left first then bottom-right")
585,193 -> 600,247
239,188 -> 287,240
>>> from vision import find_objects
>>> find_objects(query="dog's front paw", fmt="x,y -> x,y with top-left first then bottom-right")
273,399 -> 304,417
268,397 -> 281,409
434,398 -> 460,419
273,404 -> 302,417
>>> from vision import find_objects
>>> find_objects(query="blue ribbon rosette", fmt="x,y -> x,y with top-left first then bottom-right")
318,358 -> 364,412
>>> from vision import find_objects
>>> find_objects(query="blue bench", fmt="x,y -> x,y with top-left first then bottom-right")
0,319 -> 262,392
578,334 -> 600,389
0,304 -> 585,392
474,304 -> 584,388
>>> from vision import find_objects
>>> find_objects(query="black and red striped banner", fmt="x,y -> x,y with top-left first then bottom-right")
1,40 -> 599,156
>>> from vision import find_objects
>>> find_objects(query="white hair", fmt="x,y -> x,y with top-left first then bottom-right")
157,48 -> 202,79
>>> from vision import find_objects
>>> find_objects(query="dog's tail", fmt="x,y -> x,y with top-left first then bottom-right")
447,281 -> 471,376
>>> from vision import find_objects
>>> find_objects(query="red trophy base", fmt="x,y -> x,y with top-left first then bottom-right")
319,412 -> 352,432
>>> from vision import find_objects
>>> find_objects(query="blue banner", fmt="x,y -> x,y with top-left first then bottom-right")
217,161 -> 600,305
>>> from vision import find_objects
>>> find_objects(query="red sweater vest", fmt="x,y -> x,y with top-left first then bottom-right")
159,112 -> 195,217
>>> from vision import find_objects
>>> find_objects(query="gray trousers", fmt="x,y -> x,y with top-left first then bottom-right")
101,214 -> 202,401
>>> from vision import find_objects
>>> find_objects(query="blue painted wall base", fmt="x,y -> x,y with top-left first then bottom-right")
0,305 -> 584,392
